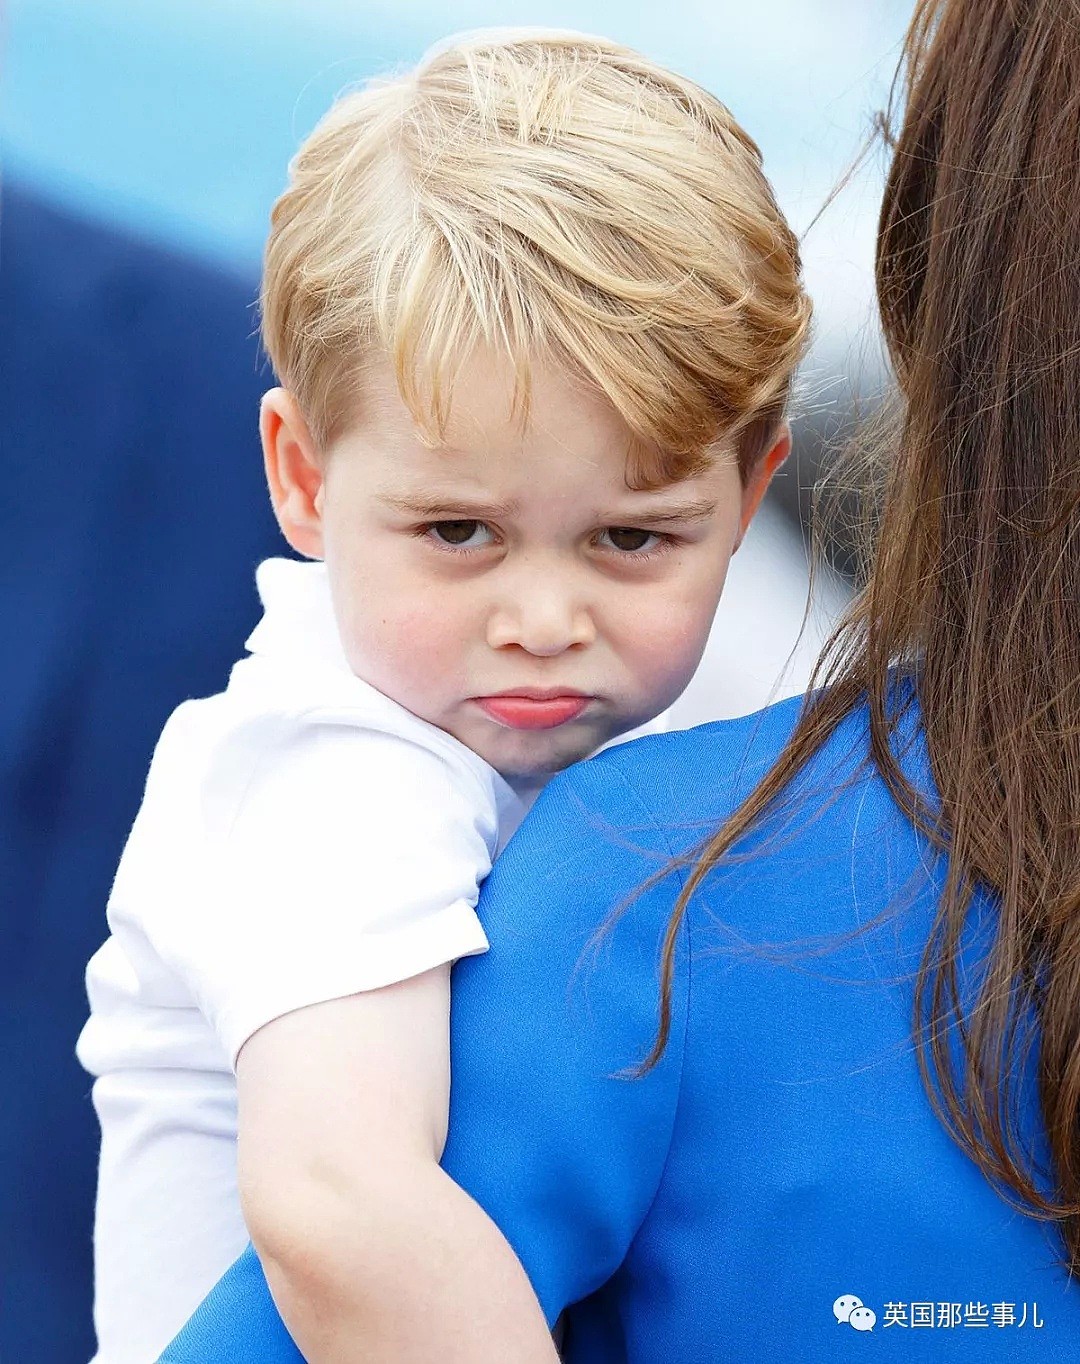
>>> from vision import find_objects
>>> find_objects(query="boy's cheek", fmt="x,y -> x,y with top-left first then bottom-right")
626,583 -> 723,669
361,611 -> 472,701
620,633 -> 708,716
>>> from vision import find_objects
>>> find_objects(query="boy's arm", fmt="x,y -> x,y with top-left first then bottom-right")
159,749 -> 685,1364
234,964 -> 559,1363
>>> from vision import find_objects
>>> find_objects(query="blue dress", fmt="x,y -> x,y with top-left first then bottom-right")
162,692 -> 1080,1361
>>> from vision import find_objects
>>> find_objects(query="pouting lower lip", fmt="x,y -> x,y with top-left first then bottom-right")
474,695 -> 591,730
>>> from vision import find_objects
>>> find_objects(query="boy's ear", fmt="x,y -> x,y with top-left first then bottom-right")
733,423 -> 792,552
261,388 -> 326,559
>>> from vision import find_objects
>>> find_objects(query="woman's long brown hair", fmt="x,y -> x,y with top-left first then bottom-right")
649,0 -> 1080,1272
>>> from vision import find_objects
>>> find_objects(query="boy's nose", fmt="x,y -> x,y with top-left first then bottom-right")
485,584 -> 596,656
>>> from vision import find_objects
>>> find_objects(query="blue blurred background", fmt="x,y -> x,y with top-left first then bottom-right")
2,2 -> 910,1358
6,0 -> 907,346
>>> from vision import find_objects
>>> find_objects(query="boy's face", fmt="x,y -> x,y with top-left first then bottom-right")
263,358 -> 788,786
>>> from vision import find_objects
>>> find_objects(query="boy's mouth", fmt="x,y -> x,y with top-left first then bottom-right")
474,690 -> 591,731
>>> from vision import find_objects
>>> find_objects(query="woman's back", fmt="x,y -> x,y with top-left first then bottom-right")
161,690 -> 1080,1362
442,694 -> 1080,1360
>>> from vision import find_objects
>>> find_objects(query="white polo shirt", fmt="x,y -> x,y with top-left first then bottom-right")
76,557 -> 530,1364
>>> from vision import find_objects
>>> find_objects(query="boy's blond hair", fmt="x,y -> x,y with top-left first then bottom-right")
261,29 -> 811,485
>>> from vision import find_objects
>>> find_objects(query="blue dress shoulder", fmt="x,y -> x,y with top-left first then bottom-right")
161,691 -> 1080,1361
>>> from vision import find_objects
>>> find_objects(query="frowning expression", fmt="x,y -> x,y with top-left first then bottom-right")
264,356 -> 786,785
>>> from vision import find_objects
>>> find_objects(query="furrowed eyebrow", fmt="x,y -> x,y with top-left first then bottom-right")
608,499 -> 719,526
378,493 -> 521,520
378,492 -> 719,525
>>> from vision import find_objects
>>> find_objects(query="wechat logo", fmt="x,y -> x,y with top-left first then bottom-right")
834,1295 -> 877,1332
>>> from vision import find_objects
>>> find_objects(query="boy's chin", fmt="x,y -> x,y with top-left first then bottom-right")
477,723 -> 610,786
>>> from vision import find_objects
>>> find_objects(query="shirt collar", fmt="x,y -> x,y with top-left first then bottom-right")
245,557 -> 353,677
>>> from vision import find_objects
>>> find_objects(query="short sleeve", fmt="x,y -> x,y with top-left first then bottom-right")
157,750 -> 690,1364
144,717 -> 496,1064
442,751 -> 691,1322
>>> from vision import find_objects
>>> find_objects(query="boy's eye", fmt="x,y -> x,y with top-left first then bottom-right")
599,526 -> 662,554
426,520 -> 495,550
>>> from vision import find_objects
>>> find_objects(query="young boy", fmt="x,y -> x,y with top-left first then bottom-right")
77,28 -> 809,1363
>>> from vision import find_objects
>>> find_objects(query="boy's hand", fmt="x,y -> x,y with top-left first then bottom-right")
236,966 -> 559,1362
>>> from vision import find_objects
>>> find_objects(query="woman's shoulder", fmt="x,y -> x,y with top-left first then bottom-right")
488,683 -> 932,959
540,690 -> 889,855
